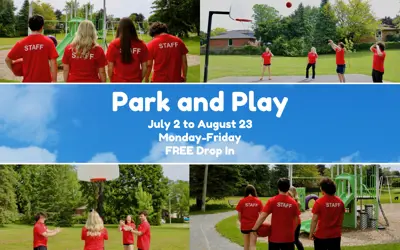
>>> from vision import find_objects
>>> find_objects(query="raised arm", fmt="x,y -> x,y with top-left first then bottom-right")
370,44 -> 376,52
376,43 -> 383,56
329,40 -> 339,51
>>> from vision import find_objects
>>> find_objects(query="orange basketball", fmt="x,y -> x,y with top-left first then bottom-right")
12,60 -> 23,76
257,222 -> 271,237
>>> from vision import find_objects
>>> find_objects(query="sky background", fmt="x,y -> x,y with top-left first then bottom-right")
201,0 -> 400,31
1,84 -> 400,173
14,0 -> 153,20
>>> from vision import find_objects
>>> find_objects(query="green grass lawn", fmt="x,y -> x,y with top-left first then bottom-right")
0,223 -> 189,250
201,50 -> 400,82
216,215 -> 399,250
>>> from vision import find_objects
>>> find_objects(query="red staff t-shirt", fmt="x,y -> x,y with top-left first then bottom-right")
335,47 -> 345,65
147,34 -> 188,82
33,222 -> 48,247
137,221 -> 151,250
312,195 -> 345,239
62,44 -> 107,82
371,48 -> 386,72
236,196 -> 263,230
262,194 -> 300,243
7,34 -> 58,82
262,52 -> 272,65
106,38 -> 149,82
308,52 -> 318,64
81,227 -> 109,250
120,222 -> 136,245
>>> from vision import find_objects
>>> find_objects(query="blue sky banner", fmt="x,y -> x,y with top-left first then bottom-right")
1,84 -> 400,165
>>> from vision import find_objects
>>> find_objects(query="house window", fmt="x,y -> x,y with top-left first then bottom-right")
228,39 -> 233,46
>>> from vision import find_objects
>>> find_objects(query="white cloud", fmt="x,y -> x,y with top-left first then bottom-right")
0,85 -> 57,144
162,164 -> 189,181
89,152 -> 119,163
0,146 -> 57,162
339,151 -> 361,162
142,139 -> 299,163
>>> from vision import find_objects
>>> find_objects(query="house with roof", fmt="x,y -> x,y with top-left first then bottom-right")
209,30 -> 257,48
360,25 -> 400,42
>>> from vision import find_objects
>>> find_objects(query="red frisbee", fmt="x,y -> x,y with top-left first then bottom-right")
12,60 -> 23,76
286,2 -> 292,8
257,222 -> 271,237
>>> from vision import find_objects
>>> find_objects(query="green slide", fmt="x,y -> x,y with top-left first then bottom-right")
56,33 -> 74,65
301,219 -> 311,233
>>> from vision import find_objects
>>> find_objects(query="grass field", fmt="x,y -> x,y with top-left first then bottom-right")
201,50 -> 400,82
215,215 -> 399,250
191,188 -> 400,215
0,223 -> 189,250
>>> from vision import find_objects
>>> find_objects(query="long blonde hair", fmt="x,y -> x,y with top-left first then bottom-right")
288,186 -> 300,204
71,20 -> 98,58
311,47 -> 317,53
85,210 -> 104,237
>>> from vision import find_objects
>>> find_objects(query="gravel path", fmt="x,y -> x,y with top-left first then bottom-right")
190,211 -> 242,250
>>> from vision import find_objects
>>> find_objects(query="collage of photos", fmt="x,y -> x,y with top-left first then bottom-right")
0,0 -> 200,83
0,164 -> 189,249
190,164 -> 400,250
201,0 -> 400,83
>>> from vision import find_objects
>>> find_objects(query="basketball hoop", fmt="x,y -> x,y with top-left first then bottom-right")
234,18 -> 252,23
90,178 -> 107,182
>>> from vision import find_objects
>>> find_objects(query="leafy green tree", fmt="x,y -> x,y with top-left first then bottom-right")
210,27 -> 227,37
168,180 -> 189,218
252,4 -> 281,44
0,0 -> 16,37
32,1 -> 57,31
135,182 -> 154,215
334,0 -> 380,43
0,165 -> 18,225
314,0 -> 338,53
16,0 -> 30,36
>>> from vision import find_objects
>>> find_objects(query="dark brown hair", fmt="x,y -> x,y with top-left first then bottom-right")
34,212 -> 46,222
139,211 -> 148,217
377,42 -> 385,51
338,42 -> 345,48
117,18 -> 139,64
320,178 -> 337,195
149,22 -> 168,37
245,185 -> 257,197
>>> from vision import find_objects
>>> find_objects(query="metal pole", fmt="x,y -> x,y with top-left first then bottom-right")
201,165 -> 209,212
169,194 -> 172,224
387,176 -> 392,203
85,5 -> 88,20
204,11 -> 230,83
103,0 -> 107,47
375,166 -> 380,221
289,165 -> 293,186
28,2 -> 33,35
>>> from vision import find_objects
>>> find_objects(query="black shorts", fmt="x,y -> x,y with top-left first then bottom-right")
336,64 -> 346,74
34,247 -> 47,250
264,64 -> 271,66
314,237 -> 341,250
241,229 -> 253,234
124,244 -> 134,246
269,242 -> 295,250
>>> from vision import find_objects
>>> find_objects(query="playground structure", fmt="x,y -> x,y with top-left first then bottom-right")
380,175 -> 400,203
288,165 -> 389,233
28,0 -> 111,65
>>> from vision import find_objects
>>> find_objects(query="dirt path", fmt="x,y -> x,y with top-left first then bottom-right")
0,49 -> 200,82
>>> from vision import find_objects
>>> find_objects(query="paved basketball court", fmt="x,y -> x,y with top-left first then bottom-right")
210,74 -> 382,83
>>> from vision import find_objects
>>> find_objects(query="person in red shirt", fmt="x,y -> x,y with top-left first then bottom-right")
81,210 -> 109,250
251,178 -> 299,250
288,187 -> 304,250
309,178 -> 345,250
133,211 -> 151,250
145,22 -> 189,82
236,185 -> 263,250
62,20 -> 107,82
328,40 -> 346,83
119,215 -> 136,250
5,15 -> 58,82
260,48 -> 274,81
33,212 -> 61,250
305,47 -> 318,80
370,42 -> 386,83
107,18 -> 149,82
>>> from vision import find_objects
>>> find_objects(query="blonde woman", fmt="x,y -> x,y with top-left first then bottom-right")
81,210 -> 109,250
306,47 -> 318,80
260,47 -> 274,81
62,20 -> 107,82
288,187 -> 304,250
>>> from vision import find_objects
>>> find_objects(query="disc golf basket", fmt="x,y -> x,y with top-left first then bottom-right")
77,164 -> 119,219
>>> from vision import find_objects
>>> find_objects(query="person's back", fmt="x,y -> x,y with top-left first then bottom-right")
6,15 -> 58,82
81,227 -> 108,250
313,195 -> 344,239
236,195 -> 263,231
265,194 -> 299,243
146,22 -> 188,82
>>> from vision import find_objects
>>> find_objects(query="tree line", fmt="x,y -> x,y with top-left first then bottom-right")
0,165 -> 189,227
0,0 -> 199,37
190,164 -> 399,209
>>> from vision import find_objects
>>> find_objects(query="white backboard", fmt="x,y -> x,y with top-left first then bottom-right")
229,0 -> 254,22
77,164 -> 120,182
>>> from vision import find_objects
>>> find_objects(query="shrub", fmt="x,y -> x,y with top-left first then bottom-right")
354,42 -> 400,51
189,203 -> 232,212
